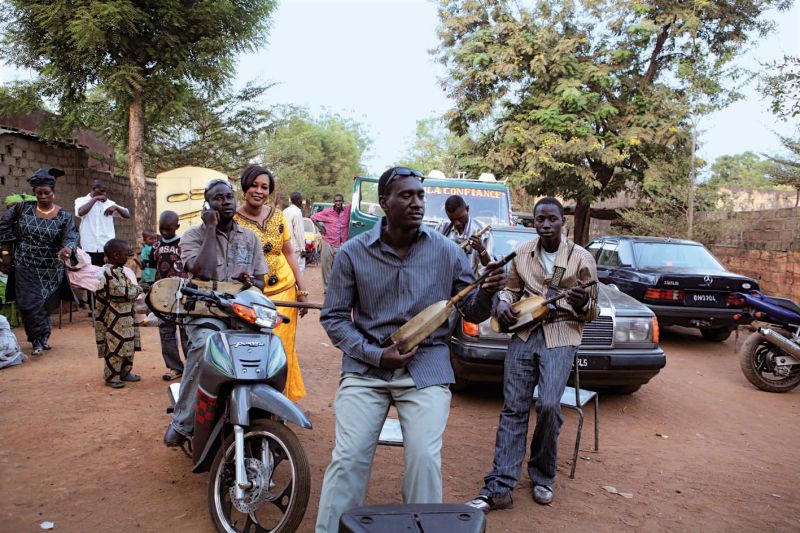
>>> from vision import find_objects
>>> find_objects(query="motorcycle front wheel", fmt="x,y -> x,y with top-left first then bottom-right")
208,419 -> 310,532
739,332 -> 800,393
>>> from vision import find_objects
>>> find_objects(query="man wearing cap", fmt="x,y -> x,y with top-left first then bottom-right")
314,167 -> 508,532
311,193 -> 351,293
75,179 -> 130,266
163,179 -> 268,447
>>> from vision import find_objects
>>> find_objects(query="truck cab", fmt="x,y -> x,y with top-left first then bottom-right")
348,173 -> 513,238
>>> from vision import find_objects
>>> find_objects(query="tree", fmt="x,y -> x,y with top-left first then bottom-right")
260,110 -> 371,205
1,0 -> 277,233
394,117 -> 469,176
434,0 -> 790,244
764,135 -> 800,206
706,152 -> 773,190
761,55 -> 800,120
146,83 -> 286,177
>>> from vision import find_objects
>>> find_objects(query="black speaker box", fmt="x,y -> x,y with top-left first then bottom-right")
339,503 -> 486,533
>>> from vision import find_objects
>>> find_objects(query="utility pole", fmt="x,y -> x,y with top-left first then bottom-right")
687,116 -> 697,240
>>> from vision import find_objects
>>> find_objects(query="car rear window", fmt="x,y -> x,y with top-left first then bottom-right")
632,242 -> 725,270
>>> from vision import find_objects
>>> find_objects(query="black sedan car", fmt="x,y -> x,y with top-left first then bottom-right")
450,227 -> 666,394
586,236 -> 759,341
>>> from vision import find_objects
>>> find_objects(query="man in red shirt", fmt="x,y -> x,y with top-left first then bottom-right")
311,193 -> 351,293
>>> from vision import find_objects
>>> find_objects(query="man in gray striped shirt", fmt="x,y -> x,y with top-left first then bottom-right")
315,167 -> 507,533
467,197 -> 599,512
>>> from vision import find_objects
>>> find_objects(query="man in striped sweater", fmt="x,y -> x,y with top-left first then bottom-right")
467,197 -> 599,511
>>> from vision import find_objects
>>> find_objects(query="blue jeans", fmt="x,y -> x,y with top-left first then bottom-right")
481,327 -> 576,496
170,317 -> 224,437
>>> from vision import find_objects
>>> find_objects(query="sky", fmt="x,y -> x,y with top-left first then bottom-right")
2,0 -> 799,178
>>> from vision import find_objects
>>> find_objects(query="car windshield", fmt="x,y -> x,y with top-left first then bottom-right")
358,181 -> 511,226
632,242 -> 725,271
492,229 -> 537,258
423,186 -> 510,226
303,219 -> 314,232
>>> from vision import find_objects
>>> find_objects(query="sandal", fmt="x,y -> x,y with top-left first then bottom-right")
105,380 -> 125,389
31,344 -> 43,357
162,369 -> 183,381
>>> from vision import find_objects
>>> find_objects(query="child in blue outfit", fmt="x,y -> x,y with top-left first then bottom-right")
138,229 -> 157,285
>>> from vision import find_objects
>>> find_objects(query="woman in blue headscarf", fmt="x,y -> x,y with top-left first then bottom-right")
0,168 -> 78,355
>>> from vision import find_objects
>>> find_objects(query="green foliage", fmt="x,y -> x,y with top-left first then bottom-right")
433,0 -> 789,243
764,134 -> 800,205
0,0 -> 276,114
761,55 -> 800,120
393,117 -> 471,176
705,152 -> 773,190
146,83 -> 287,176
260,110 -> 371,205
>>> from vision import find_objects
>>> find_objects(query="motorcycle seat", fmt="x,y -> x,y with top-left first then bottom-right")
763,295 -> 800,317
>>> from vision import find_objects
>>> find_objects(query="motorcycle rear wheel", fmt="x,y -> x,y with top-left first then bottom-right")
208,419 -> 310,532
739,332 -> 800,393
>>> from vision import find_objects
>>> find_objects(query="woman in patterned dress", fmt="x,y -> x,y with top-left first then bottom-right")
234,165 -> 308,402
0,168 -> 78,355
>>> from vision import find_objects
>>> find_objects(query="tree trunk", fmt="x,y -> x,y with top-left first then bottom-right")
128,92 -> 148,238
573,198 -> 591,246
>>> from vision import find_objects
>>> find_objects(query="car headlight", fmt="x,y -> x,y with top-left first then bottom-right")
614,317 -> 654,344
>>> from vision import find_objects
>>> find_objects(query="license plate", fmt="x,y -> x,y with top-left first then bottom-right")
575,356 -> 608,370
686,293 -> 721,307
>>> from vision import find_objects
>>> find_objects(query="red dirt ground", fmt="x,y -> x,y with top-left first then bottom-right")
1,266 -> 799,532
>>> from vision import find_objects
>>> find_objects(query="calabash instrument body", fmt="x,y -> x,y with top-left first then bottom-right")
146,277 -> 322,319
489,279 -> 599,334
390,251 -> 516,353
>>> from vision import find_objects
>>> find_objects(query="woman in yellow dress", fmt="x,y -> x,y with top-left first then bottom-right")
235,165 -> 308,402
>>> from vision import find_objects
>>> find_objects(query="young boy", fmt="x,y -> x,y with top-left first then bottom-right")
138,229 -> 157,285
94,239 -> 143,389
153,211 -> 189,381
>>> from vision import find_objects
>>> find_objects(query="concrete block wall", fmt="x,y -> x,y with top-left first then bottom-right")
0,132 -> 155,246
700,207 -> 800,301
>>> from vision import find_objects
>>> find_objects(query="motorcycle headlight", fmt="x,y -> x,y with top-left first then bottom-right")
254,305 -> 280,329
232,303 -> 280,329
265,336 -> 287,378
614,317 -> 654,344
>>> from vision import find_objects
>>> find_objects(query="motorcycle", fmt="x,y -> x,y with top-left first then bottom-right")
734,290 -> 800,393
149,282 -> 312,532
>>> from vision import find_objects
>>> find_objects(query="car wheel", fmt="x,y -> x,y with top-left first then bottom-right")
700,327 -> 733,342
609,384 -> 641,394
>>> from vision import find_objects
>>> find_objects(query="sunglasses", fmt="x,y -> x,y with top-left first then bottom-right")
384,167 -> 425,191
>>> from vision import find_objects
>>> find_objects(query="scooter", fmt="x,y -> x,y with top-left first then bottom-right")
734,291 -> 800,393
151,282 -> 312,532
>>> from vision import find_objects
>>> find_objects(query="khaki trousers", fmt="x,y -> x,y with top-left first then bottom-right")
321,241 -> 338,293
315,369 -> 452,533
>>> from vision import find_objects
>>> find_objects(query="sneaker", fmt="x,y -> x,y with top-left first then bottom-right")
532,485 -> 553,505
121,372 -> 141,382
162,369 -> 183,381
105,380 -> 125,389
465,494 -> 513,513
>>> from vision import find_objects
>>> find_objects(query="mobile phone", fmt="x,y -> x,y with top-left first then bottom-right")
203,201 -> 210,210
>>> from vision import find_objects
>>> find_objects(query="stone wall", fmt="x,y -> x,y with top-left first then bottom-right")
0,131 -> 156,246
699,207 -> 800,301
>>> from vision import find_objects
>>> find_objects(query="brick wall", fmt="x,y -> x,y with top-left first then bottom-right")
698,207 -> 800,301
0,132 -> 156,246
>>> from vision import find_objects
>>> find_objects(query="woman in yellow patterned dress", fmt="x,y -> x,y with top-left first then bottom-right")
235,165 -> 308,401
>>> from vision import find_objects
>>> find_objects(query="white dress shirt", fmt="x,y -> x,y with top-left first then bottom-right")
74,194 -> 123,253
283,204 -> 305,254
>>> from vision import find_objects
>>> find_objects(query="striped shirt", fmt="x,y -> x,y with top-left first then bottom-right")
435,217 -> 494,275
499,237 -> 600,348
321,218 -> 495,388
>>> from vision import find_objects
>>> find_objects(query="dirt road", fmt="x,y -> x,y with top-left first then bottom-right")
1,267 -> 799,532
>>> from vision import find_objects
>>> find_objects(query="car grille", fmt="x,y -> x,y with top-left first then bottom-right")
580,315 -> 613,347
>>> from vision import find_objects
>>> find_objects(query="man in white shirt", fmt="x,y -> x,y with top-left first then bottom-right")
74,180 -> 130,266
283,192 -> 306,275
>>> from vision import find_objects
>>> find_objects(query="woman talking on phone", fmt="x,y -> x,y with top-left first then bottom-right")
234,165 -> 308,402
